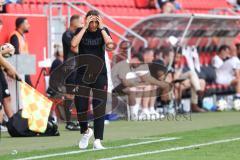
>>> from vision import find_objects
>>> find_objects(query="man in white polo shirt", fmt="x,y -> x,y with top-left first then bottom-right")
212,44 -> 240,109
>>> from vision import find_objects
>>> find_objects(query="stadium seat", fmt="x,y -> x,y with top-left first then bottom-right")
177,0 -> 231,10
6,4 -> 16,13
87,0 -> 102,7
27,0 -> 38,4
15,4 -> 24,14
29,4 -> 37,14
22,4 -> 31,14
135,0 -> 149,8
122,0 -> 136,8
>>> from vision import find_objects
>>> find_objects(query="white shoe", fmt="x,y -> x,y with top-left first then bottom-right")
149,110 -> 160,120
0,125 -> 8,132
79,128 -> 93,149
138,111 -> 151,121
93,139 -> 106,150
233,98 -> 240,111
130,113 -> 138,121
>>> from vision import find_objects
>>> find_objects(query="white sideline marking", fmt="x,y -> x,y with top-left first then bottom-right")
99,137 -> 240,160
15,137 -> 179,160
131,137 -> 172,140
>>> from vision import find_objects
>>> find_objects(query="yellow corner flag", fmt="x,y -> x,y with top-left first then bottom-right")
20,81 -> 53,133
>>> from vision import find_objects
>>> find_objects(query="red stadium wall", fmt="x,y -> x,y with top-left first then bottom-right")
0,14 -> 48,94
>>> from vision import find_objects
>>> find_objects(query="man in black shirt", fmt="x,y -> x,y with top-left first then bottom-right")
62,15 -> 82,131
0,20 -> 19,131
71,10 -> 113,150
63,15 -> 83,61
0,45 -> 20,132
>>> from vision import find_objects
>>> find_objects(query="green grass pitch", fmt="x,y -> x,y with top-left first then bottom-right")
0,112 -> 240,160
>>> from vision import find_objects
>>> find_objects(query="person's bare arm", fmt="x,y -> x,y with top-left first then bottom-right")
0,49 -> 19,79
97,16 -> 114,47
101,29 -> 113,44
62,32 -> 78,54
235,69 -> 240,79
120,78 -> 136,87
71,27 -> 86,51
71,46 -> 79,53
140,74 -> 170,89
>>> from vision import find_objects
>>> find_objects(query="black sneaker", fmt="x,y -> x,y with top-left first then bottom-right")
65,122 -> 80,131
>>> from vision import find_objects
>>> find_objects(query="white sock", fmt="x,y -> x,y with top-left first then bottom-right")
142,108 -> 149,114
149,107 -> 155,113
135,97 -> 142,106
130,104 -> 139,115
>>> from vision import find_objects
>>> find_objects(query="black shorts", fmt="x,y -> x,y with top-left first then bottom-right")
0,70 -> 10,98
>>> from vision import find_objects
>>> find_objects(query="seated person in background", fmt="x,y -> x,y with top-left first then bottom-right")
140,48 -> 163,119
212,44 -> 240,108
150,0 -> 180,12
211,45 -> 230,70
112,52 -> 171,120
157,0 -> 178,13
159,47 -> 206,112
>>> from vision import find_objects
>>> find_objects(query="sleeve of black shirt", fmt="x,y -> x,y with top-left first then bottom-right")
10,35 -> 20,54
74,27 -> 82,36
62,32 -> 72,48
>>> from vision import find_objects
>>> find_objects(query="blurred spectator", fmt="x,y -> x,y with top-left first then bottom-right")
4,0 -> 24,4
0,0 -> 24,13
160,48 -> 206,112
148,0 -> 157,8
140,48 -> 161,119
211,44 -> 240,108
0,0 -> 6,13
49,49 -> 63,74
112,50 -> 171,120
155,0 -> 181,13
0,18 -> 2,30
227,0 -> 240,11
161,1 -> 176,13
236,43 -> 240,59
111,54 -> 145,120
9,17 -> 32,86
211,45 -> 231,71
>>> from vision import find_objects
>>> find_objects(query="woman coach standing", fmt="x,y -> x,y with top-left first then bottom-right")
71,10 -> 113,150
